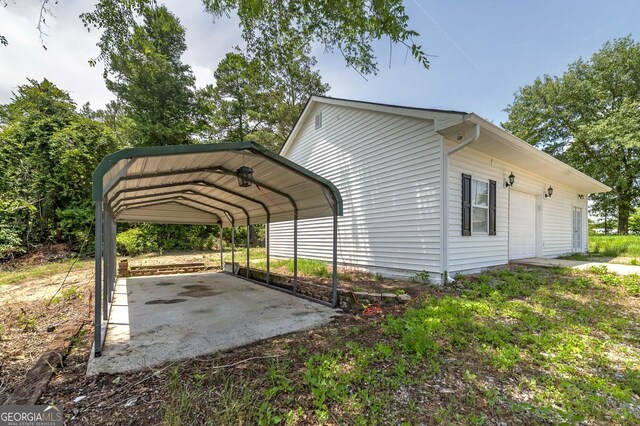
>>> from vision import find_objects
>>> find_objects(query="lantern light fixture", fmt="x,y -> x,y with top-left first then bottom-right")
235,166 -> 254,188
544,186 -> 554,198
505,172 -> 515,188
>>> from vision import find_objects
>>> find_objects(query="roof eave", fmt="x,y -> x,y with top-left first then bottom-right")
462,114 -> 611,194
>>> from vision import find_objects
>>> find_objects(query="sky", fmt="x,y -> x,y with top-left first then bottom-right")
1,0 -> 639,125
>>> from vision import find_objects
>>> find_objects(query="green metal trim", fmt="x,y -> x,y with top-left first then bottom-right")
92,141 -> 343,215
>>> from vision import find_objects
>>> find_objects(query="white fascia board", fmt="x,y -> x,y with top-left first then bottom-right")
463,114 -> 611,194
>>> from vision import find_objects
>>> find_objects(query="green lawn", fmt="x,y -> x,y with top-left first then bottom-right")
162,266 -> 640,425
589,235 -> 640,257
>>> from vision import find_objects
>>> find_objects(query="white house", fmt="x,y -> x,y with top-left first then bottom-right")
268,96 -> 610,282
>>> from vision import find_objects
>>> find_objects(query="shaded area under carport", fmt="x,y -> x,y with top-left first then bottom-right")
92,141 -> 344,357
87,272 -> 339,375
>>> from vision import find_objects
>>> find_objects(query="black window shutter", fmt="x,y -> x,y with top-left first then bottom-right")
462,174 -> 471,236
489,180 -> 496,235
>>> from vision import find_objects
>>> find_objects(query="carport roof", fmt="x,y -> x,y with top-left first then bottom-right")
92,142 -> 343,227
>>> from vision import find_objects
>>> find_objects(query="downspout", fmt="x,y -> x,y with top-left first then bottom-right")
441,122 -> 480,283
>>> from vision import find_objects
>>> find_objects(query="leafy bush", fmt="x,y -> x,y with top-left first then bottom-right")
116,227 -> 158,256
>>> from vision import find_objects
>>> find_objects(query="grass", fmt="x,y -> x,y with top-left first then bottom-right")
589,235 -> 640,257
252,258 -> 331,278
0,259 -> 92,286
162,266 -> 640,424
218,247 -> 332,278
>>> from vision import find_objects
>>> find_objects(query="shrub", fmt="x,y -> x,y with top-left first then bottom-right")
116,227 -> 158,256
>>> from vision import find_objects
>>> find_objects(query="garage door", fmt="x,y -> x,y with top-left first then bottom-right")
509,191 -> 537,259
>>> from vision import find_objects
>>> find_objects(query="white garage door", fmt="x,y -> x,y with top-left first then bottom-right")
509,191 -> 537,259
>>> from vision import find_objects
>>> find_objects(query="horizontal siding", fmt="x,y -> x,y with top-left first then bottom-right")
269,104 -> 442,276
447,139 -> 589,272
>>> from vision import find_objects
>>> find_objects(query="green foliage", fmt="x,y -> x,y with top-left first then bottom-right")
589,235 -> 640,257
504,36 -> 640,233
83,0 -> 429,79
0,79 -> 120,258
116,224 -> 220,256
116,227 -> 157,256
411,270 -> 432,285
202,44 -> 329,151
101,5 -> 198,146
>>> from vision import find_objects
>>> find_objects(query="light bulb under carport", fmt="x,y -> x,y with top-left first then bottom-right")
235,166 -> 254,188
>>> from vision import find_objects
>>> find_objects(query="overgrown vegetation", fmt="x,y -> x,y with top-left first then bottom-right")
161,266 -> 640,424
589,235 -> 640,257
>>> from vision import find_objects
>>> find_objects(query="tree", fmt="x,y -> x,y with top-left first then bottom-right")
103,5 -> 198,146
206,43 -> 328,151
81,0 -> 429,78
206,51 -> 271,143
503,37 -> 640,234
0,79 -> 120,258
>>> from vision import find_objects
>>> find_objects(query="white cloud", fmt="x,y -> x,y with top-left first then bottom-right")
0,0 -> 243,108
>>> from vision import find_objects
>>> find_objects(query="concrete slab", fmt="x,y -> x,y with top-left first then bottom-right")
87,272 -> 340,375
511,258 -> 640,276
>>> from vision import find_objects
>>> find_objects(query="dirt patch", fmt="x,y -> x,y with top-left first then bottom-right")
0,244 -> 72,270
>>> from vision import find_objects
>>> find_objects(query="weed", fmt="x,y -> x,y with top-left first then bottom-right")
587,265 -> 608,275
412,270 -> 431,285
375,272 -> 384,281
631,258 -> 639,266
51,285 -> 82,304
622,274 -> 640,296
393,288 -> 406,295
17,310 -> 37,332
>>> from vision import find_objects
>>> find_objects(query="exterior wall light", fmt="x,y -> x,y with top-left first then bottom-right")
544,186 -> 554,198
505,172 -> 515,188
236,166 -> 254,188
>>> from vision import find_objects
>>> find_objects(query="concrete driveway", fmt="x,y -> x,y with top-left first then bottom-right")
512,258 -> 640,276
87,272 -> 339,375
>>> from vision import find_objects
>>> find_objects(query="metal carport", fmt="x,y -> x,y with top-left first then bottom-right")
92,141 -> 343,357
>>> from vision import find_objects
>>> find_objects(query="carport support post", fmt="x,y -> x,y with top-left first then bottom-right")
219,225 -> 223,269
94,201 -> 102,357
266,221 -> 270,285
293,210 -> 298,293
332,209 -> 338,308
246,219 -> 250,279
102,206 -> 110,319
231,226 -> 235,275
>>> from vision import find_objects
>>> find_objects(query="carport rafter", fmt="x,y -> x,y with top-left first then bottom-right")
116,199 -> 222,224
109,179 -> 270,220
115,197 -> 229,224
112,188 -> 249,223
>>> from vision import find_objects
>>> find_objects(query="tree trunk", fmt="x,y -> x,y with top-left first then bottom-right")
618,199 -> 631,235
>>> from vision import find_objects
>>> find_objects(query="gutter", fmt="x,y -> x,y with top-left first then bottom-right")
441,121 -> 480,283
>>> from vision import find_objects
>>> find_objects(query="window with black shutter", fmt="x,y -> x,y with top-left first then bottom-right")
462,174 -> 471,236
462,174 -> 496,236
489,180 -> 496,235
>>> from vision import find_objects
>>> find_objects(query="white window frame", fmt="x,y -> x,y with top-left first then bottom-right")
471,179 -> 489,235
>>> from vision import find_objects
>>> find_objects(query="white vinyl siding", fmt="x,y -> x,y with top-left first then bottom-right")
270,104 -> 442,277
446,138 -> 589,273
